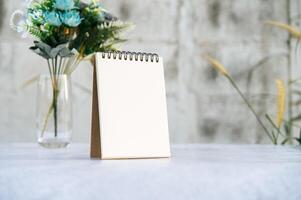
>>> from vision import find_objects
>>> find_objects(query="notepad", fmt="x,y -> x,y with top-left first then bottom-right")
93,52 -> 171,159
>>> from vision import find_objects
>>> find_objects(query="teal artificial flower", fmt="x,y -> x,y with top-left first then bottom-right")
54,0 -> 75,10
44,11 -> 62,26
60,10 -> 82,27
28,9 -> 44,24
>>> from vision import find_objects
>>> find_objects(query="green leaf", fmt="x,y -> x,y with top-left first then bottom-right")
59,47 -> 74,57
34,41 -> 52,54
281,138 -> 289,145
49,44 -> 66,58
291,136 -> 301,145
292,90 -> 301,95
284,122 -> 291,135
29,46 -> 51,59
30,42 -> 75,59
265,114 -> 278,130
291,114 -> 301,122
293,99 -> 301,106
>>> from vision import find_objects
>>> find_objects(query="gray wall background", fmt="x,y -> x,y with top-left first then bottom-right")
0,0 -> 300,144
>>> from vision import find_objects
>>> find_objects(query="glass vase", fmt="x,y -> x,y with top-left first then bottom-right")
36,74 -> 72,148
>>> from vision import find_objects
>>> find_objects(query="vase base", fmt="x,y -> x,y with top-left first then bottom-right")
38,141 -> 69,149
37,131 -> 72,149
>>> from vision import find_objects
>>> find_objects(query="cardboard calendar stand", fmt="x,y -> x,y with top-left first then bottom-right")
90,56 -> 102,158
90,52 -> 171,159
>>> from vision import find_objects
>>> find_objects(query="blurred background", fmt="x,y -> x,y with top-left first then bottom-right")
1,0 -> 300,144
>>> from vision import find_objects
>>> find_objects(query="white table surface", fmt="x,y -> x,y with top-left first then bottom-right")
1,144 -> 301,200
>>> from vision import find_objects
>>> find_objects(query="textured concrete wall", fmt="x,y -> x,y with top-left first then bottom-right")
0,0 -> 293,143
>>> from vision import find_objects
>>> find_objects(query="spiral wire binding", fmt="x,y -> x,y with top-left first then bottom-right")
100,51 -> 160,63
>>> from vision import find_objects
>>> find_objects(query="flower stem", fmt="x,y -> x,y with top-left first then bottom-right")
51,57 -> 59,138
226,75 -> 274,142
53,87 -> 58,137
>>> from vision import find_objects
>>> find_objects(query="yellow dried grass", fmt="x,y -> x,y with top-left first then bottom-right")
203,55 -> 229,76
276,79 -> 286,128
266,21 -> 301,40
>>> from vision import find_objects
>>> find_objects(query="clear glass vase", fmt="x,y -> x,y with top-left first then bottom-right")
36,74 -> 72,148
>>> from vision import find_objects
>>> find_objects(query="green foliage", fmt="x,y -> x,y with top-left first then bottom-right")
70,21 -> 130,57
205,55 -> 301,145
30,41 -> 73,59
12,0 -> 131,60
31,0 -> 55,11
26,25 -> 45,39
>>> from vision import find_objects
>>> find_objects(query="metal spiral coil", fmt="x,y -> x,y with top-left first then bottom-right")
100,51 -> 160,62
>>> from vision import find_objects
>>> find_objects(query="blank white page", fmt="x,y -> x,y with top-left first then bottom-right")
96,52 -> 171,159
